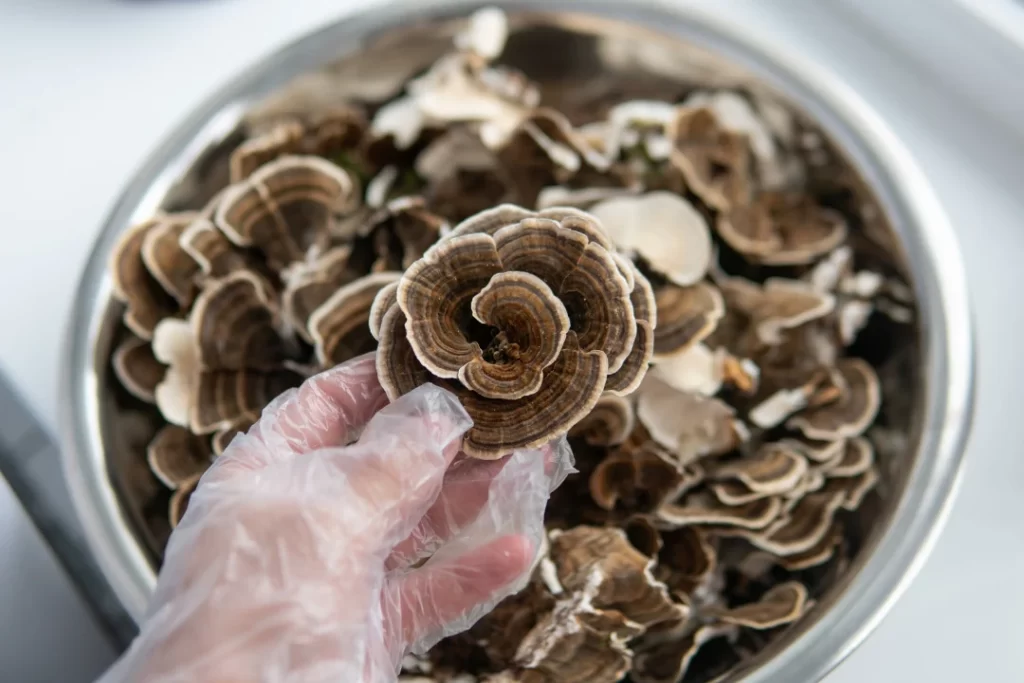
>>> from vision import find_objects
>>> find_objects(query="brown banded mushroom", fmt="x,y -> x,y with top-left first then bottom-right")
146,425 -> 213,490
549,526 -> 687,628
657,494 -> 782,531
588,447 -> 686,512
568,393 -> 634,447
632,623 -> 736,683
704,581 -> 808,629
141,213 -> 203,307
788,358 -> 881,440
363,197 -> 448,272
309,272 -> 402,366
717,192 -> 847,266
730,491 -> 845,556
668,106 -> 752,211
215,155 -> 356,271
710,443 -> 809,497
168,472 -> 202,529
655,526 -> 718,596
778,523 -> 843,571
281,245 -> 358,341
718,275 -> 836,346
109,217 -> 178,339
819,437 -> 875,478
230,106 -> 367,183
179,218 -> 253,277
513,589 -> 642,683
652,282 -> 724,357
112,336 -> 166,403
378,205 -> 650,458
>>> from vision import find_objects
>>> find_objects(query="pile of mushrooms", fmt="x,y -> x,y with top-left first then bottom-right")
106,8 -> 914,683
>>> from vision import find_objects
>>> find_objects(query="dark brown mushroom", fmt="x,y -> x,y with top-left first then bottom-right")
734,491 -> 845,556
719,275 -> 836,346
605,259 -> 655,396
191,271 -> 294,371
778,523 -> 843,571
588,446 -> 685,512
819,437 -> 874,478
717,192 -> 847,266
569,393 -> 635,447
109,218 -> 178,339
380,206 -> 646,458
146,425 -> 213,489
705,581 -> 808,629
215,155 -> 356,271
281,245 -> 358,342
711,443 -> 809,496
788,358 -> 881,440
141,213 -> 203,307
823,467 -> 880,511
168,472 -> 202,529
658,494 -> 781,530
514,591 -> 642,683
308,272 -> 401,367
179,217 -> 253,277
364,197 -> 447,272
632,623 -> 736,683
549,526 -> 687,628
668,106 -> 752,211
655,526 -> 717,596
211,418 -> 255,456
112,335 -> 166,403
652,282 -> 724,357
191,368 -> 304,434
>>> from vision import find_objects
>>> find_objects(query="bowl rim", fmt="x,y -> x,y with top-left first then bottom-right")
59,1 -> 975,679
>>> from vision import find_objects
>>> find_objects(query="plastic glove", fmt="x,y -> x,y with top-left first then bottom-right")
99,354 -> 574,683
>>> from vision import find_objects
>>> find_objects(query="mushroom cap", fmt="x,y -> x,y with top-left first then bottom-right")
711,443 -> 809,496
514,590 -> 642,683
211,418 -> 255,456
720,276 -> 835,346
632,623 -> 735,683
281,245 -> 358,342
549,526 -> 687,628
368,280 -> 400,341
588,192 -> 713,286
112,335 -> 166,403
152,318 -> 199,427
605,260 -> 656,396
787,358 -> 881,440
376,305 -> 607,459
215,155 -> 355,271
704,581 -> 808,629
823,466 -> 880,511
569,393 -> 634,447
461,271 -> 571,399
190,271 -> 293,371
109,218 -> 177,339
668,106 -> 752,211
364,196 -> 447,271
141,213 -> 202,307
717,192 -> 847,266
179,217 -> 253,277
650,343 -> 724,396
819,436 -> 874,478
146,424 -> 213,489
588,447 -> 684,512
191,368 -> 303,434
655,526 -> 717,596
652,282 -> 725,357
168,472 -> 202,529
733,491 -> 845,556
308,272 -> 401,366
778,523 -> 843,571
229,119 -> 305,182
657,495 -> 782,530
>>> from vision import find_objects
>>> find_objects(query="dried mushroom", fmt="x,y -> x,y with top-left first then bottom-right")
104,7 -> 915,682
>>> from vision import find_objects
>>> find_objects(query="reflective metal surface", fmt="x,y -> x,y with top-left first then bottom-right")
59,1 -> 974,679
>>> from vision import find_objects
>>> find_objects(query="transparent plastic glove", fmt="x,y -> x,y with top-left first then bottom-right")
98,354 -> 574,683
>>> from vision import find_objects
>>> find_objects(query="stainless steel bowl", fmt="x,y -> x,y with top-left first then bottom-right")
60,1 -> 975,680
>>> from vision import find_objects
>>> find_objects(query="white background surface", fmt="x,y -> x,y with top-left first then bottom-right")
1,0 -> 1023,680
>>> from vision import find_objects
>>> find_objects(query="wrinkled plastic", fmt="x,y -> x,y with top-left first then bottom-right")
98,354 -> 574,683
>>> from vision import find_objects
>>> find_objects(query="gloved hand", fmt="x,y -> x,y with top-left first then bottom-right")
99,354 -> 574,683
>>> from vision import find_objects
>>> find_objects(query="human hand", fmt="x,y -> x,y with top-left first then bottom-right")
99,354 -> 574,683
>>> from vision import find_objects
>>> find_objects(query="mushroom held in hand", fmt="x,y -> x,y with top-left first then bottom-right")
375,204 -> 653,458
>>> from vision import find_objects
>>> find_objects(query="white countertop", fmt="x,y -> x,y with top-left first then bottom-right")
2,0 -> 1022,680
